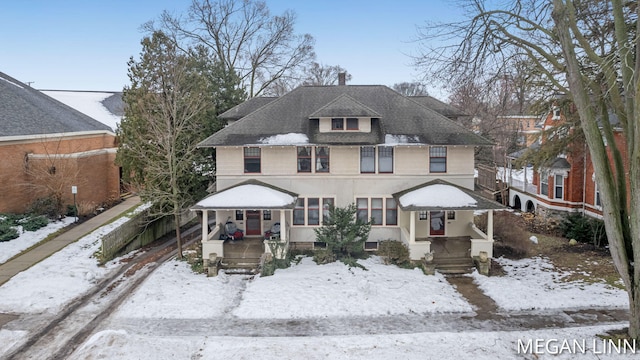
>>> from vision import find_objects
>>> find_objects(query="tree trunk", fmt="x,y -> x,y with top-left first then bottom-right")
175,213 -> 183,260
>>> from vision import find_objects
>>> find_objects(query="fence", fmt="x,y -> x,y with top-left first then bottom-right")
100,209 -> 196,263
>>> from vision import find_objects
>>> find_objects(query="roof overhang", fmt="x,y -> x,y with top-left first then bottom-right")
191,180 -> 298,211
392,179 -> 507,211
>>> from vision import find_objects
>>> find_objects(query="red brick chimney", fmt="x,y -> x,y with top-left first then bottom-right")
338,72 -> 346,85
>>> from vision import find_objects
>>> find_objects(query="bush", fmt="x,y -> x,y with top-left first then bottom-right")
313,203 -> 372,263
377,240 -> 410,267
20,215 -> 49,232
560,213 -> 608,247
312,248 -> 336,265
27,197 -> 61,219
0,222 -> 19,242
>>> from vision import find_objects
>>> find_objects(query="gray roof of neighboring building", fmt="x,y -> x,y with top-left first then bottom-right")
0,72 -> 113,137
200,85 -> 491,147
101,92 -> 125,117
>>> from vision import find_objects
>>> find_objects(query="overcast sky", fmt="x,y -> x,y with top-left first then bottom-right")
0,0 -> 463,97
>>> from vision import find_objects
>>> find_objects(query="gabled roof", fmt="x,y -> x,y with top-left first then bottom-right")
392,179 -> 506,211
199,85 -> 491,147
41,90 -> 124,131
308,94 -> 381,118
190,179 -> 298,210
0,72 -> 113,137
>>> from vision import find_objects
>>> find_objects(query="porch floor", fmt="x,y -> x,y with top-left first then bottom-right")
223,236 -> 264,259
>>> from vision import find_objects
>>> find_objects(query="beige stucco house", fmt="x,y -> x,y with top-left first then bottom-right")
192,81 -> 504,270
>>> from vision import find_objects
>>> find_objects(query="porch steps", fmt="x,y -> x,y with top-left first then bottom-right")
433,257 -> 475,274
220,257 -> 261,275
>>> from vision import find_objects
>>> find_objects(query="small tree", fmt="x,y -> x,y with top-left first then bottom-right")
314,204 -> 372,263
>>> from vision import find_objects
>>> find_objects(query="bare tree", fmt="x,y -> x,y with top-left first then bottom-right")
392,82 -> 429,96
148,0 -> 315,97
416,0 -> 640,339
117,32 -> 217,258
302,62 -> 351,86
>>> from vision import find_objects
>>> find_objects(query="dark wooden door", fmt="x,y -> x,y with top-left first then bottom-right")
246,210 -> 261,236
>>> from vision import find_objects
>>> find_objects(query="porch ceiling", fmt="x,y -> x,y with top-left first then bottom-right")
191,179 -> 298,210
392,179 -> 507,211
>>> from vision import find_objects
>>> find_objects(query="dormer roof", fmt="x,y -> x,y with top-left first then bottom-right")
309,94 -> 381,118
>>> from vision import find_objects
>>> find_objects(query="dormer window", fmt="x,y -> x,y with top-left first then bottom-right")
331,117 -> 359,130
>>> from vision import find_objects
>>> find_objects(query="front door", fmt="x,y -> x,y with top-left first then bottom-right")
429,211 -> 445,236
246,210 -> 261,236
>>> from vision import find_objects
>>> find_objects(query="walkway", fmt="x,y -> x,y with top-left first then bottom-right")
0,196 -> 141,286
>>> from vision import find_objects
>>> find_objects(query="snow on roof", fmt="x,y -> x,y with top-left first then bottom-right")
196,184 -> 296,209
42,91 -> 121,131
399,184 -> 477,208
258,133 -> 309,145
384,134 -> 421,145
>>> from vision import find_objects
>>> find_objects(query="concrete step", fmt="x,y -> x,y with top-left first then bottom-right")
220,257 -> 261,275
433,257 -> 474,274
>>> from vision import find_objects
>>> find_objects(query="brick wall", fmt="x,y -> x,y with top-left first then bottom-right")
0,133 -> 120,213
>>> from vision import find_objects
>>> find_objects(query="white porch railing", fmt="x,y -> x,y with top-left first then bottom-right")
202,223 -> 225,260
468,222 -> 494,258
401,226 -> 432,261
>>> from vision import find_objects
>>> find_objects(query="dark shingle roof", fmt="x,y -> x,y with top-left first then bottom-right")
309,94 -> 381,118
410,96 -> 467,119
0,72 -> 113,137
200,85 -> 491,147
219,96 -> 278,120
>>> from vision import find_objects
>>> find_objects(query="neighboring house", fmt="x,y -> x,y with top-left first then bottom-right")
506,105 -> 626,219
0,71 -> 121,214
191,79 -> 505,269
497,115 -> 542,147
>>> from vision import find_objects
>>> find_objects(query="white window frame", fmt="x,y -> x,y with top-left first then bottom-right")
554,174 -> 564,200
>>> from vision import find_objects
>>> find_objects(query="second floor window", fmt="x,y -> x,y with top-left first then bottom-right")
244,147 -> 261,173
378,147 -> 393,173
360,146 -> 376,173
331,117 -> 359,130
297,146 -> 312,173
429,146 -> 447,173
316,147 -> 330,172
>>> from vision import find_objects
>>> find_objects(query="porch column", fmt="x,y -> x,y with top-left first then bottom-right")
487,210 -> 494,241
410,211 -> 416,243
201,210 -> 208,241
280,209 -> 286,241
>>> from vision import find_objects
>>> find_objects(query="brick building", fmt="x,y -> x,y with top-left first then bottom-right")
0,71 -> 121,214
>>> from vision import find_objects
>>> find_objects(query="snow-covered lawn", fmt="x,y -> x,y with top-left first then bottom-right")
0,217 -> 75,265
472,256 -> 628,311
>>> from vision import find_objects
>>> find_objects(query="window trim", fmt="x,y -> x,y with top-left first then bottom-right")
429,146 -> 447,173
378,146 -> 394,174
360,146 -> 376,173
554,174 -> 564,200
243,147 -> 261,173
297,146 -> 312,173
371,198 -> 383,225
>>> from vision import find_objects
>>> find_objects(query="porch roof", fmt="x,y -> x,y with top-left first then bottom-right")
191,180 -> 298,210
392,179 -> 507,211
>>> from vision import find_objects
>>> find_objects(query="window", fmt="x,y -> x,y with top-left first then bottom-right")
263,210 -> 271,220
541,173 -> 549,196
235,210 -> 244,221
293,198 -> 305,225
293,197 -> 335,226
297,146 -> 312,173
371,198 -> 383,225
595,185 -> 601,207
322,198 -> 334,223
346,117 -> 358,130
315,147 -> 330,172
419,211 -> 428,220
360,146 -> 376,173
308,198 -> 320,225
378,147 -> 393,173
244,147 -> 261,173
554,174 -> 564,199
331,118 -> 344,130
357,198 -> 369,222
386,198 -> 398,225
429,146 -> 447,173
447,211 -> 456,220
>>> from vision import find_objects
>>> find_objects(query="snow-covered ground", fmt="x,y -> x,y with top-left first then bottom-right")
0,217 -> 75,264
0,214 -> 632,359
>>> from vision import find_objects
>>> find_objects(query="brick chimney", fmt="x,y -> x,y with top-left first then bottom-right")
338,72 -> 346,86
